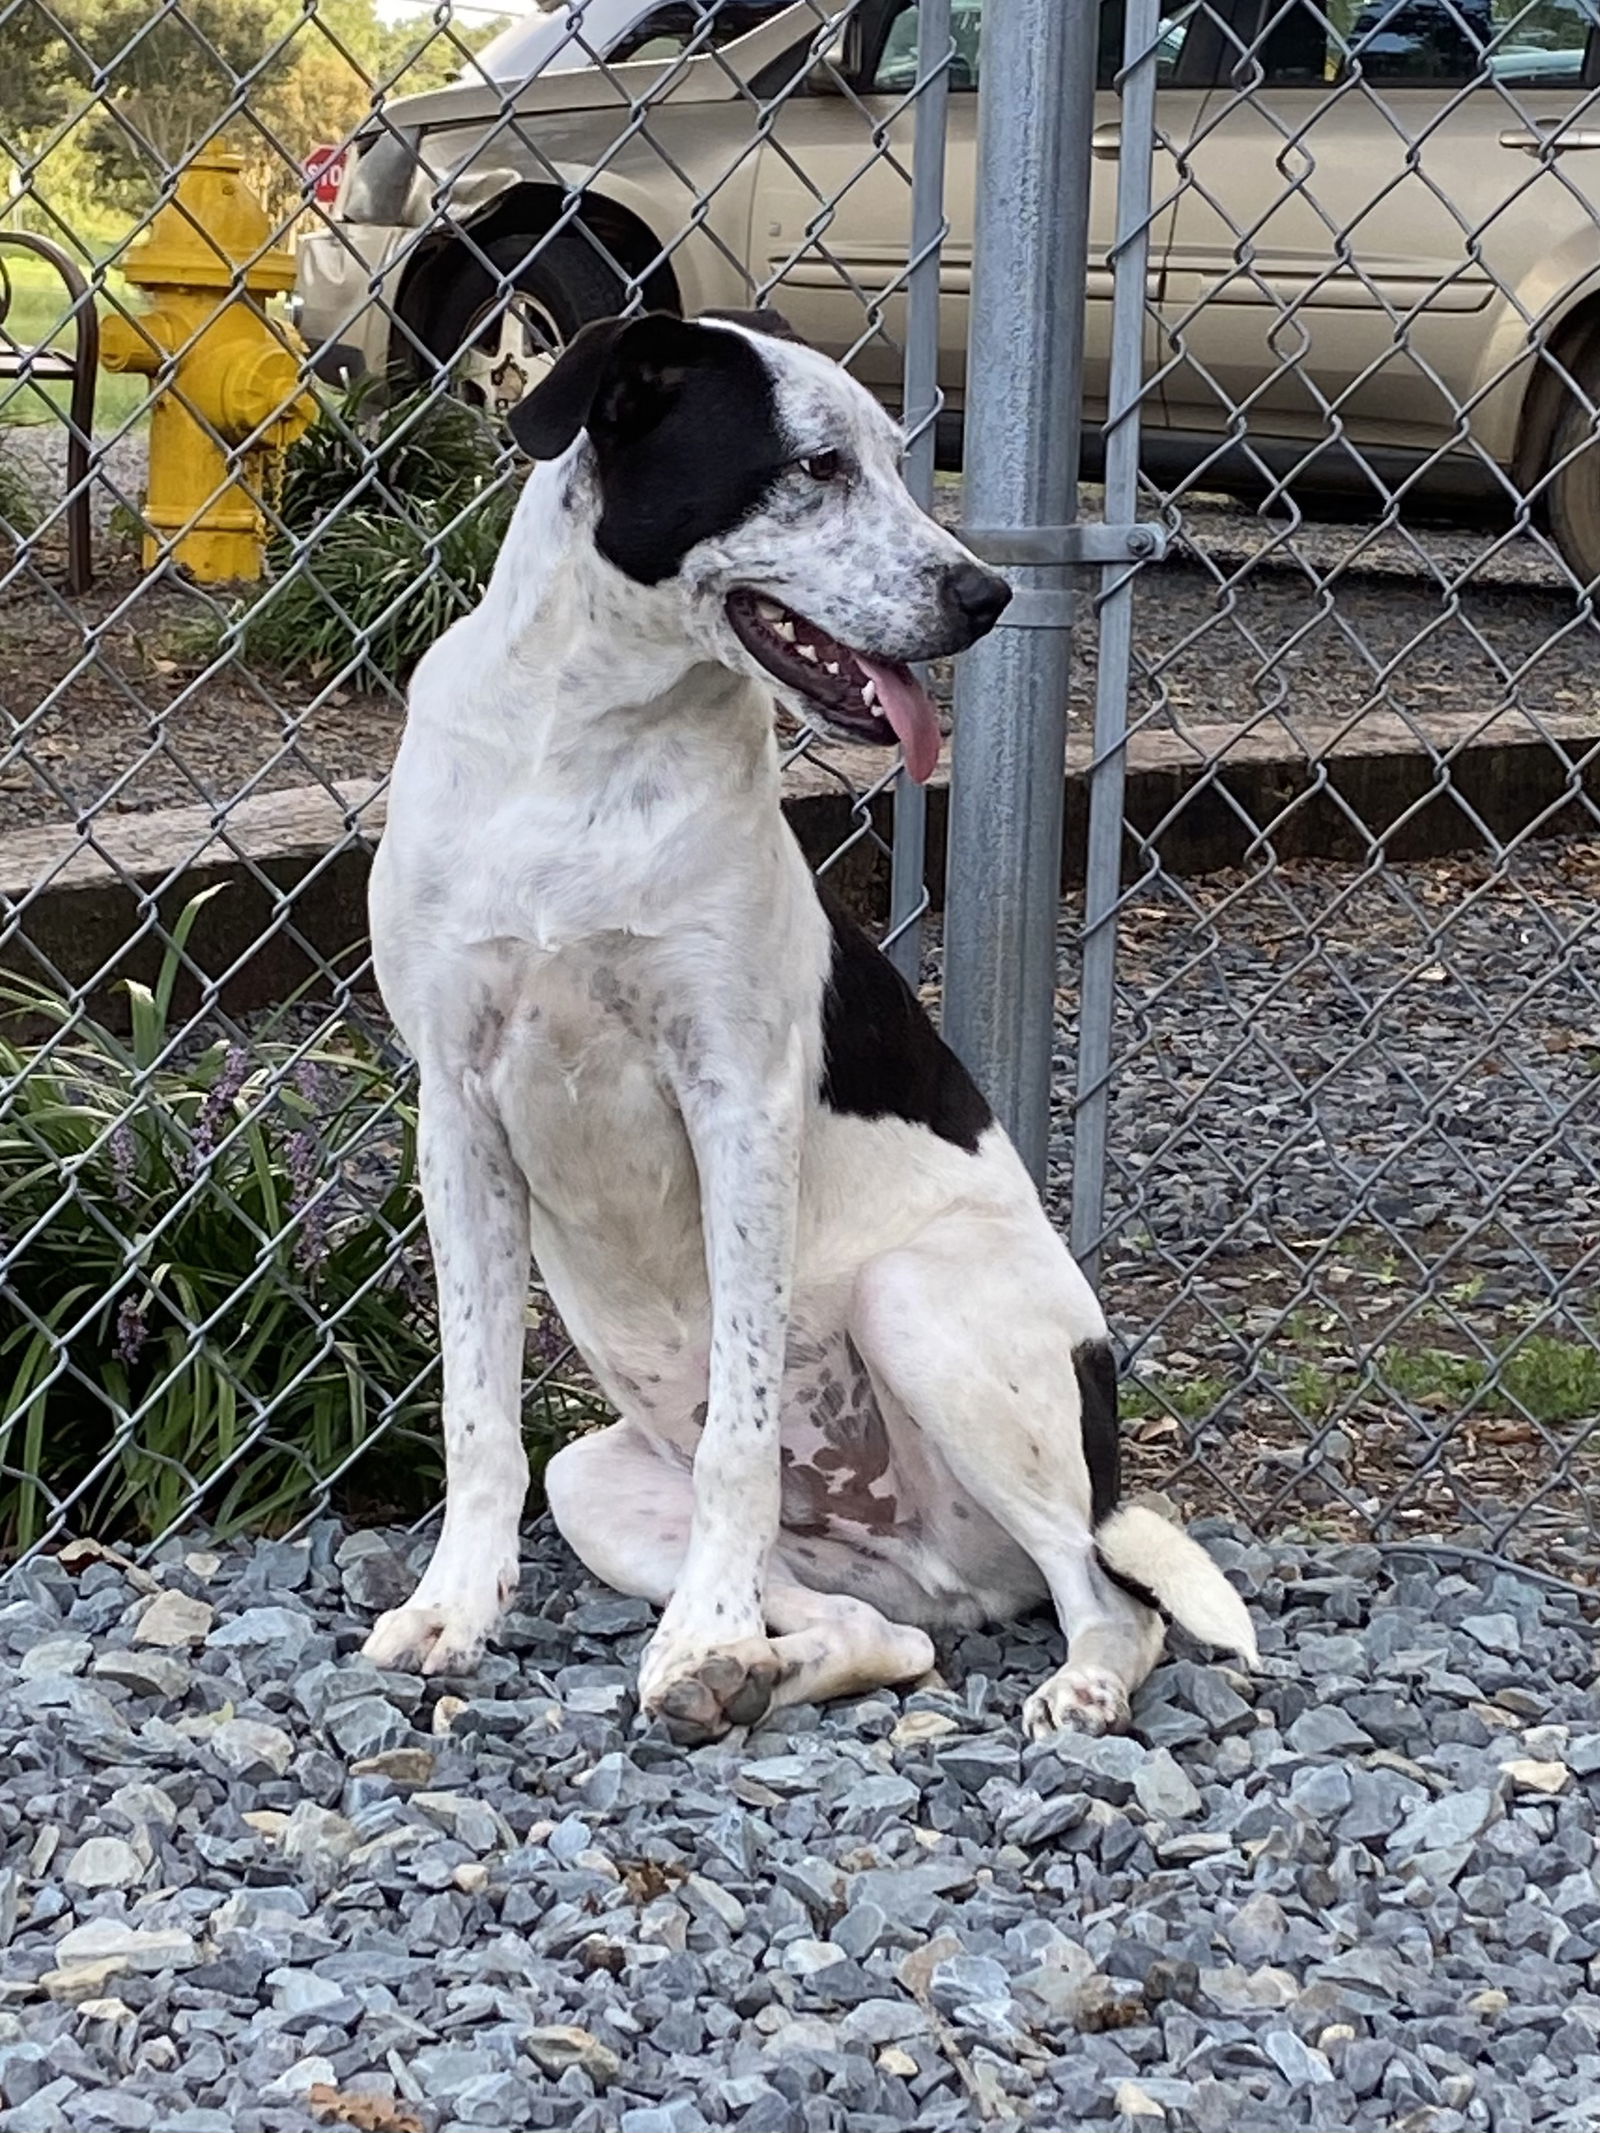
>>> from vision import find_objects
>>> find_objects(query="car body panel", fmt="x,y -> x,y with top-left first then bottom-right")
466,0 -> 800,85
293,0 -> 1600,516
379,3 -> 817,134
296,223 -> 413,374
1164,81 -> 1600,465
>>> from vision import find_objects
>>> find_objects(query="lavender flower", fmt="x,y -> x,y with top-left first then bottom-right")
531,1309 -> 570,1371
287,1127 -> 328,1268
293,1059 -> 325,1110
190,1044 -> 248,1175
109,1121 -> 137,1206
114,1294 -> 146,1366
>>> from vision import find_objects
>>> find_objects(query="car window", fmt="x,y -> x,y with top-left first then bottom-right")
871,0 -> 1200,94
1252,0 -> 1594,86
872,0 -> 985,91
1098,0 -> 1206,88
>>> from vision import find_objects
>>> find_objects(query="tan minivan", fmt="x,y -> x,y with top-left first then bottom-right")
295,0 -> 1600,580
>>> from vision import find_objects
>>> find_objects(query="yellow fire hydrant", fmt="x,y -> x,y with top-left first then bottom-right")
101,149 -> 318,582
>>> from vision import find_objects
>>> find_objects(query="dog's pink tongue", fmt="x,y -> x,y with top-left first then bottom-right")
857,657 -> 942,784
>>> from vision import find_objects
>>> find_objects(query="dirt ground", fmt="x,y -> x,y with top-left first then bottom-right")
4,429 -> 1600,835
0,561 -> 404,831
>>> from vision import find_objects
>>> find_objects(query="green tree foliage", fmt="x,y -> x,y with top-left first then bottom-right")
0,0 -> 510,241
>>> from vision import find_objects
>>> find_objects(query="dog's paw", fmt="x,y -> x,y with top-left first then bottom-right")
359,1545 -> 519,1677
361,1601 -> 493,1676
641,1637 -> 784,1745
1023,1663 -> 1130,1741
362,1564 -> 518,1676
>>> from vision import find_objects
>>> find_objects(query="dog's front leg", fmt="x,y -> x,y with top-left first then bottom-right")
363,1074 -> 531,1675
638,1024 -> 805,1741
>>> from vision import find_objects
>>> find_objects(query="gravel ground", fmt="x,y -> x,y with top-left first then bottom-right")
882,837 -> 1600,1580
1042,839 -> 1600,1291
4,427 -> 1598,832
1,1521 -> 1597,2133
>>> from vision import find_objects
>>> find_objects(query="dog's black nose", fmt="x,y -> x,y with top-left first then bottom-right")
945,561 -> 1012,642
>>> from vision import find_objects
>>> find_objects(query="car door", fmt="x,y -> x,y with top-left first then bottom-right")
750,0 -> 1212,430
743,0 -> 977,396
1160,0 -> 1600,472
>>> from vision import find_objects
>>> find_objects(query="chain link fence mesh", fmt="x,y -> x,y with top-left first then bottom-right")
1070,0 -> 1600,1587
2,0 -> 1599,1587
0,0 -> 949,1556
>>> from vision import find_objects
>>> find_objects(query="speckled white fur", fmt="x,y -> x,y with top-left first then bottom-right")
363,323 -> 1254,1740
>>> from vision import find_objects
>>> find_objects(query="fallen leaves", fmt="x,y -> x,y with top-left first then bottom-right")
308,2088 -> 424,2133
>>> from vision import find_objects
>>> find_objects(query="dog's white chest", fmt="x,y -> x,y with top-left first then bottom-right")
478,942 -> 688,1205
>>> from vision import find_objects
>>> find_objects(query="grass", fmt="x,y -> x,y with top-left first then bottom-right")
216,376 -> 516,684
1,253 -> 149,434
1123,1372 -> 1228,1423
0,895 -> 604,1551
0,442 -> 40,534
1378,1332 -> 1600,1427
1121,1290 -> 1600,1435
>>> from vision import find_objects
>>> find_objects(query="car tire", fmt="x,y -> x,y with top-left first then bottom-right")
406,229 -> 628,420
1546,352 -> 1600,589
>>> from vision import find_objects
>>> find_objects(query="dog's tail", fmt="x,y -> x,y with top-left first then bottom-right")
1096,1504 -> 1260,1668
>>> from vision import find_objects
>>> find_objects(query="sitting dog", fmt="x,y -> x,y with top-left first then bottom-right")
364,308 -> 1256,1739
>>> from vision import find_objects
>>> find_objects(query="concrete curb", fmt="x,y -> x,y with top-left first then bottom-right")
4,706 -> 1595,1018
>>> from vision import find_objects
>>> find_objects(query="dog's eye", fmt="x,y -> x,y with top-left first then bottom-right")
798,450 -> 843,483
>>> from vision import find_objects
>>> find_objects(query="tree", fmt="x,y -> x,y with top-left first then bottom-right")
0,0 -> 85,152
63,0 -> 299,214
0,0 -> 511,243
237,3 -> 514,229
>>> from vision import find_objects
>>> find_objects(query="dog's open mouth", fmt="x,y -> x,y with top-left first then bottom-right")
725,589 -> 942,784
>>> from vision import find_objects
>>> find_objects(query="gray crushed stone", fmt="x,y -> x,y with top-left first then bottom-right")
0,1522 -> 1597,2133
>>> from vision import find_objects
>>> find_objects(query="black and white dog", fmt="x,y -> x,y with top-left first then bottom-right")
364,309 -> 1255,1741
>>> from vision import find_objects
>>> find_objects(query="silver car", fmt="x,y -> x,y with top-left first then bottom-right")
296,0 -> 1600,580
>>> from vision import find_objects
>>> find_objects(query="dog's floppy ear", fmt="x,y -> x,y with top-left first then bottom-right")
507,311 -> 771,461
584,312 -> 745,451
700,305 -> 809,346
505,314 -> 629,460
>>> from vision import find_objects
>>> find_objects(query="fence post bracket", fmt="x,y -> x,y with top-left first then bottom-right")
963,522 -> 1170,567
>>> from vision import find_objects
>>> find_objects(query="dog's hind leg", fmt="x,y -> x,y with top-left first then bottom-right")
363,1079 -> 531,1675
546,1421 -> 934,1742
849,1206 -> 1167,1739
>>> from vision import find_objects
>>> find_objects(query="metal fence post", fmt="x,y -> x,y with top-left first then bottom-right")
886,0 -> 952,986
1071,0 -> 1161,1281
942,0 -> 1100,1183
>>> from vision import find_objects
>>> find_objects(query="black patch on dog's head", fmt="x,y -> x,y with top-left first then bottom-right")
506,311 -> 791,584
816,885 -> 993,1155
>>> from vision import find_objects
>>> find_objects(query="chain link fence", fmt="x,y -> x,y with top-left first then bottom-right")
1068,0 -> 1600,1587
1,0 -> 1598,1587
0,0 -> 954,1555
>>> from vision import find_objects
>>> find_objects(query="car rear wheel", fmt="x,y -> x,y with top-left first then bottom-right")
1546,350 -> 1600,589
407,230 -> 628,423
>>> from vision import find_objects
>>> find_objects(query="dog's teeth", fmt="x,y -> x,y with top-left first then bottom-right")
758,598 -> 783,622
776,618 -> 796,642
797,644 -> 818,663
824,660 -> 841,676
862,680 -> 878,707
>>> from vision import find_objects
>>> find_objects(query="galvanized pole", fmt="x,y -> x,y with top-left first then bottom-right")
942,0 -> 1101,1182
1072,0 -> 1162,1279
885,0 -> 952,986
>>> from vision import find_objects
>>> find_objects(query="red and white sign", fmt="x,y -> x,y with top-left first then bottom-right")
304,144 -> 350,209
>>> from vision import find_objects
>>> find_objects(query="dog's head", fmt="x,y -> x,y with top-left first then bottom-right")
507,309 -> 1010,780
